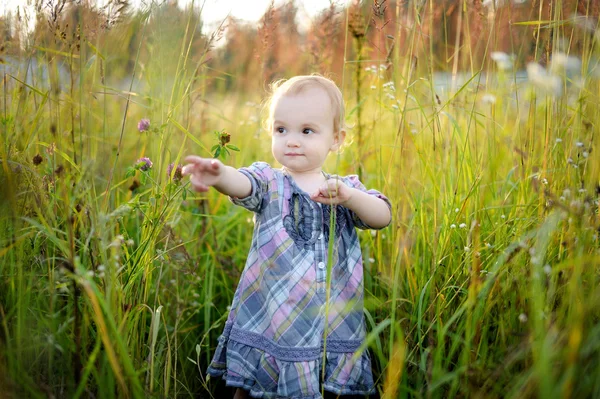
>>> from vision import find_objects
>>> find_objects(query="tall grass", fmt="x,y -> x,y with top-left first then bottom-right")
1,0 -> 599,398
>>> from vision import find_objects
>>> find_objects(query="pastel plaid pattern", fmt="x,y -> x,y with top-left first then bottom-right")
207,162 -> 391,398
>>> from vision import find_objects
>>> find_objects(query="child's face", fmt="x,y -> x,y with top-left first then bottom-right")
271,87 -> 344,174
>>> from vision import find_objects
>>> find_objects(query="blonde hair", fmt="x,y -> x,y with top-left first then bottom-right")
265,75 -> 346,134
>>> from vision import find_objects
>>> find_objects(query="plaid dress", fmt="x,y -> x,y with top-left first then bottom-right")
207,162 -> 391,398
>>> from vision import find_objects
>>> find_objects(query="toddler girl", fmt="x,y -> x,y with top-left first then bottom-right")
183,75 -> 391,398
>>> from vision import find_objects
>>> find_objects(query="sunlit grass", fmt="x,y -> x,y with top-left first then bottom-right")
1,1 -> 599,398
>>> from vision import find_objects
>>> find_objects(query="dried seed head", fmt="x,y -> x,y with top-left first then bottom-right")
33,154 -> 43,166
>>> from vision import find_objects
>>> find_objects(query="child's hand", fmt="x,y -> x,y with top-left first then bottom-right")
310,178 -> 353,205
182,156 -> 224,192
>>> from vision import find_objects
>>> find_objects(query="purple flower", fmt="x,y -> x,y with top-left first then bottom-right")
136,157 -> 153,171
167,163 -> 183,182
137,118 -> 150,132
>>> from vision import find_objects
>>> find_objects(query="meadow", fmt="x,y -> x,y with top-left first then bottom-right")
1,0 -> 599,398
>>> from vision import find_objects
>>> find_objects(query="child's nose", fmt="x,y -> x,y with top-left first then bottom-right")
286,137 -> 300,147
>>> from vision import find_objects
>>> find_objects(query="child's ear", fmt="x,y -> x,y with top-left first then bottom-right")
331,129 -> 346,151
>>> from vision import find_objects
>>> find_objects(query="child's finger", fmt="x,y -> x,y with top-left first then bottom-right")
190,175 -> 209,192
182,164 -> 195,176
184,155 -> 205,165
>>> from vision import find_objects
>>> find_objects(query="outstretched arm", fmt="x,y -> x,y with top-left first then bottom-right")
183,156 -> 252,198
311,179 -> 391,229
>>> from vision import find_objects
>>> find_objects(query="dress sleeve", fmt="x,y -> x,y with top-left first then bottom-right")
344,175 -> 392,230
229,162 -> 272,214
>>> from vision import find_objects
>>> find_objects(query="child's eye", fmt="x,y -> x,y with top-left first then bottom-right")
276,127 -> 286,134
302,128 -> 315,135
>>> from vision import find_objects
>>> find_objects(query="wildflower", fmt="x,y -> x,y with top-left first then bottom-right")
136,157 -> 153,171
490,52 -> 514,70
370,85 -> 376,90
464,246 -> 470,252
137,118 -> 151,132
526,62 -> 562,96
218,131 -> 231,146
583,151 -> 589,158
518,313 -> 528,323
576,141 -> 584,147
555,138 -> 563,143
543,265 -> 552,275
391,104 -> 399,110
481,93 -> 497,105
33,154 -> 43,166
459,223 -> 467,229
501,214 -> 506,219
455,208 -> 460,213
450,224 -> 456,229
368,258 -> 375,264
167,163 -> 183,183
549,52 -> 582,76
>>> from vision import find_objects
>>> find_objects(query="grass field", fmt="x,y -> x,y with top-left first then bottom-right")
1,1 -> 599,397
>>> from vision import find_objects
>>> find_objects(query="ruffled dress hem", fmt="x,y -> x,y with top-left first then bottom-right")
206,336 -> 375,398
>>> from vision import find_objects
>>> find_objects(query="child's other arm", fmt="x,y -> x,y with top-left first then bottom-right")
311,179 -> 391,229
183,156 -> 252,198
343,189 -> 391,229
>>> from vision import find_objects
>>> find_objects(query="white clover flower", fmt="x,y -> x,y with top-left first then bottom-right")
464,246 -> 470,252
501,214 -> 506,219
549,52 -> 582,75
576,141 -> 584,147
481,93 -> 497,105
450,224 -> 457,229
455,208 -> 460,213
368,258 -> 375,264
543,265 -> 552,275
459,223 -> 467,229
527,62 -> 562,96
491,51 -> 514,70
583,151 -> 589,158
519,313 -> 528,323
